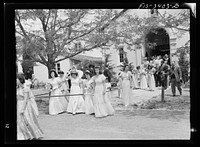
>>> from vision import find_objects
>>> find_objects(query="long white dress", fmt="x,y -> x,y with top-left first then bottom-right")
121,71 -> 132,106
131,69 -> 139,89
58,76 -> 69,102
104,82 -> 115,114
147,68 -> 156,91
67,77 -> 85,114
24,80 -> 39,116
83,79 -> 94,115
140,69 -> 148,90
17,87 -> 44,140
92,74 -> 114,117
49,77 -> 68,115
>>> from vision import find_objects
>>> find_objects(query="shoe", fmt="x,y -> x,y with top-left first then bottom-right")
173,94 -> 175,96
180,91 -> 182,95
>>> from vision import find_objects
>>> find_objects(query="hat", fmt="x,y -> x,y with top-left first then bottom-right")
58,71 -> 64,74
85,70 -> 91,74
70,69 -> 78,74
50,69 -> 57,73
94,65 -> 100,69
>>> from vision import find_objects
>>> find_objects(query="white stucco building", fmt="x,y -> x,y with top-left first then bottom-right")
103,9 -> 190,74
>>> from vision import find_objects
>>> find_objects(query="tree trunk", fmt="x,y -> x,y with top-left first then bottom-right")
47,62 -> 56,79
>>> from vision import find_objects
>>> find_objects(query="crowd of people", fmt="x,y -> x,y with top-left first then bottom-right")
45,65 -> 115,117
117,54 -> 183,107
16,54 -> 184,140
16,65 -> 115,140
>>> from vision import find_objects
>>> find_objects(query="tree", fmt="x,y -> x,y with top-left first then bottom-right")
15,9 -> 128,78
176,42 -> 190,84
114,9 -> 190,51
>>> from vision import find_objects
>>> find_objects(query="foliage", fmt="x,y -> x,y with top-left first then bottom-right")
15,9 -> 190,78
21,59 -> 34,79
176,43 -> 190,83
116,9 -> 190,50
15,9 -> 128,77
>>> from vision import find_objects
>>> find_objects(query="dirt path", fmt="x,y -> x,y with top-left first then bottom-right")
34,87 -> 190,140
38,109 -> 190,140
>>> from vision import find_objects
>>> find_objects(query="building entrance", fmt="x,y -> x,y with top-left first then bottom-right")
145,28 -> 170,61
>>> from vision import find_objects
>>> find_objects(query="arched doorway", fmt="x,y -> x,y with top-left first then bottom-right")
145,28 -> 170,61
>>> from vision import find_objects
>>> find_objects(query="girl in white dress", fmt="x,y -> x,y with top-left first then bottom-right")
146,65 -> 156,91
58,71 -> 69,102
67,69 -> 85,115
105,78 -> 112,100
131,67 -> 139,89
48,70 -> 68,115
92,66 -> 115,117
17,74 -> 43,140
140,64 -> 148,90
24,79 -> 39,116
120,65 -> 132,107
83,70 -> 94,115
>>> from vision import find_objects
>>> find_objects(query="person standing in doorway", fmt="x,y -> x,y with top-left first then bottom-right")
169,62 -> 183,96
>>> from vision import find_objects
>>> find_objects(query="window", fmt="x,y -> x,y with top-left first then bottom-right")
119,48 -> 124,62
56,63 -> 60,73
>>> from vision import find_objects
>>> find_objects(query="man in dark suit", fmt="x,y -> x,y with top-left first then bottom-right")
169,62 -> 183,96
160,60 -> 170,90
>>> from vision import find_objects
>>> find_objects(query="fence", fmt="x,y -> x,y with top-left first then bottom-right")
34,92 -> 84,102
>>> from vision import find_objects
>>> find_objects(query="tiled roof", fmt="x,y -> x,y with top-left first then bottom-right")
70,54 -> 103,62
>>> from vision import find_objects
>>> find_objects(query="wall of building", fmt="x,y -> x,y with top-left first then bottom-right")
34,63 -> 49,83
105,43 -> 142,74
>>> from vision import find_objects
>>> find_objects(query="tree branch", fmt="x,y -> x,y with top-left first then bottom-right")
15,12 -> 28,38
38,53 -> 48,65
100,9 -> 129,32
158,11 -> 189,32
45,9 -> 51,28
55,42 -> 107,63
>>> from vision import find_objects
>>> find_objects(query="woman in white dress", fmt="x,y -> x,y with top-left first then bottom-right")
67,69 -> 85,115
58,71 -> 69,102
146,65 -> 156,91
48,69 -> 68,115
140,64 -> 148,90
120,65 -> 132,107
24,78 -> 39,116
17,74 -> 43,140
131,67 -> 139,89
83,70 -> 94,115
104,78 -> 114,112
92,66 -> 114,117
